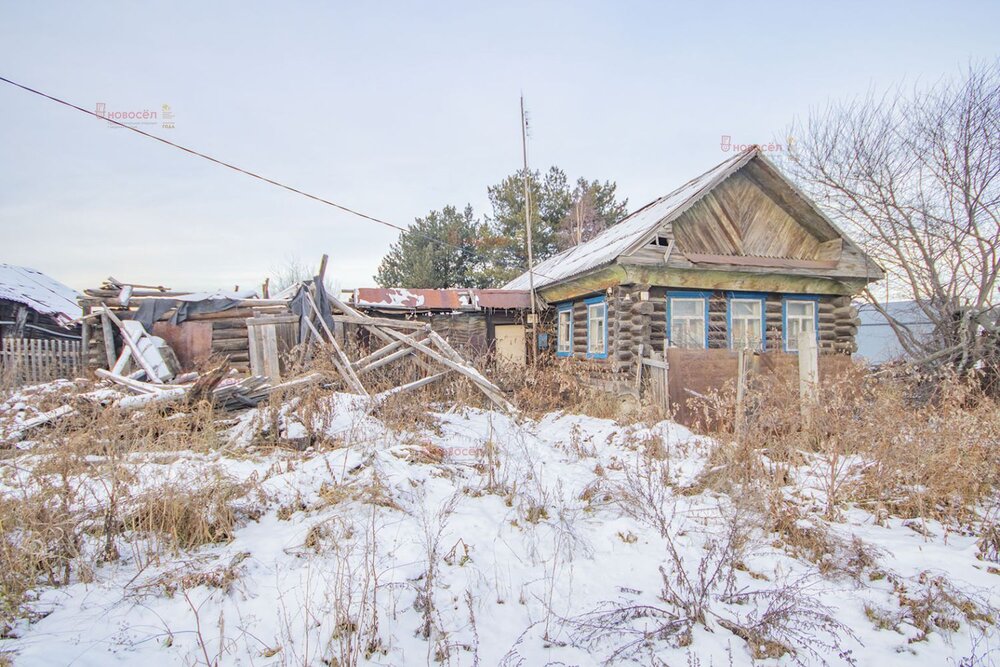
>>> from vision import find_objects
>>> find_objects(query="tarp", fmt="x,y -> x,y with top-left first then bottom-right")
134,289 -> 257,332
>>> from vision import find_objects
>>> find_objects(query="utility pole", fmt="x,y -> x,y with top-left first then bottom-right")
520,94 -> 537,365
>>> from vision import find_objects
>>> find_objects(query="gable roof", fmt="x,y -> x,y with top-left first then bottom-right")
0,264 -> 82,326
504,146 -> 878,291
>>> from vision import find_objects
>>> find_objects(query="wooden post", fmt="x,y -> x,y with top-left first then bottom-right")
798,330 -> 819,426
100,312 -> 117,369
735,347 -> 750,441
634,343 -> 644,395
661,339 -> 669,413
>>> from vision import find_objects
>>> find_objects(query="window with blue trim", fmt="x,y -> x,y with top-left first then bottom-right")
728,294 -> 766,350
585,296 -> 608,358
556,306 -> 573,356
667,291 -> 709,349
783,297 -> 819,351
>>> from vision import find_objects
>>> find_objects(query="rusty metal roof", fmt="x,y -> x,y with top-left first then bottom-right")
472,289 -> 532,309
353,288 -> 531,311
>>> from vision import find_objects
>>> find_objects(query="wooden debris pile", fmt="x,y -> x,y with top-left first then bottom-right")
80,277 -> 293,374
292,269 -> 516,413
77,264 -> 517,411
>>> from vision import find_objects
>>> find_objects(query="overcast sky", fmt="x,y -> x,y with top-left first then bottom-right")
2,1 -> 997,292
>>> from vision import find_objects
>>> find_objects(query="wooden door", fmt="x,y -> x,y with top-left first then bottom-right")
247,315 -> 300,381
495,324 -> 526,366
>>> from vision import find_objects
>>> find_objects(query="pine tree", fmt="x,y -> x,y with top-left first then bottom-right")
374,205 -> 486,288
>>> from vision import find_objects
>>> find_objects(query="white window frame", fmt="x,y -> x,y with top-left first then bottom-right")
784,299 -> 817,352
585,298 -> 607,358
729,296 -> 765,350
668,295 -> 708,349
556,308 -> 573,356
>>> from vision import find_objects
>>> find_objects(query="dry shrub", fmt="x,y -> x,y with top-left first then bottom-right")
493,357 -> 625,419
0,487 -> 81,633
864,571 -> 997,643
124,469 -> 257,554
690,368 -> 1000,525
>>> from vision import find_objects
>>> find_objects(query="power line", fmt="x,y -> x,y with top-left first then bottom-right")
0,75 -> 563,286
0,75 -> 414,236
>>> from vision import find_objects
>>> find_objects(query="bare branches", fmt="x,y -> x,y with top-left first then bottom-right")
788,61 -> 1000,374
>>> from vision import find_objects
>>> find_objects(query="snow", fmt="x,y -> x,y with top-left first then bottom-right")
0,392 -> 997,666
0,263 -> 81,326
503,149 -> 758,291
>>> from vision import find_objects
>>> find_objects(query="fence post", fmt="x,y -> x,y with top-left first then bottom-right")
798,330 -> 819,426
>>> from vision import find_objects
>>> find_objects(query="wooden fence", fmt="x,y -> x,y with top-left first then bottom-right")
0,338 -> 83,386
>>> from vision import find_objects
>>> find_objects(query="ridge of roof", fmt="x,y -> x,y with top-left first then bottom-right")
503,147 -> 759,291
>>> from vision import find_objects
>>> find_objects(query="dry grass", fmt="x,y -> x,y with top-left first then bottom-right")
124,469 -> 258,555
689,369 -> 1000,525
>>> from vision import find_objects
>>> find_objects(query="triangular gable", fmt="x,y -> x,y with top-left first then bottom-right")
503,147 -> 882,290
503,148 -> 756,290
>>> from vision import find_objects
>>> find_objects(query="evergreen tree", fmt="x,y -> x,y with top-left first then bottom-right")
480,167 -> 628,285
373,169 -> 628,288
556,178 -> 630,250
374,205 -> 485,288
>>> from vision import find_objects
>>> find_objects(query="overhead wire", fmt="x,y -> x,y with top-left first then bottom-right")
0,75 -> 563,285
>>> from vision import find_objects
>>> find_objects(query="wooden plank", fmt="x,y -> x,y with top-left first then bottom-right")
417,330 -> 515,412
247,320 -> 264,378
262,322 -> 280,381
246,315 -> 300,326
330,314 -> 426,330
353,332 -> 425,370
372,371 -> 450,403
100,305 -> 164,383
798,330 -> 819,425
683,252 -> 839,270
304,290 -> 367,395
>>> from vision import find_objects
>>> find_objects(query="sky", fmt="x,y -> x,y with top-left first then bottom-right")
1,1 -> 998,293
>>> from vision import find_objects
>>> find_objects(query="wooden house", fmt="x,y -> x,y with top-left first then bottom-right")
504,147 -> 883,404
0,264 -> 83,384
0,264 -> 81,341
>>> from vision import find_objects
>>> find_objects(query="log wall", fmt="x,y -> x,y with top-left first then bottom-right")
548,286 -> 861,396
80,298 -> 292,374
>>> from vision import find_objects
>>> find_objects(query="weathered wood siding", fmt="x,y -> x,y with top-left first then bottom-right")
550,286 -> 861,396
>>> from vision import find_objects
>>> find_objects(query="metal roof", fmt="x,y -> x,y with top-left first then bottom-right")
503,148 -> 757,290
353,288 -> 531,311
0,264 -> 82,326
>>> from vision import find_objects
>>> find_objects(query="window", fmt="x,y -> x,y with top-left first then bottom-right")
783,299 -> 818,351
585,296 -> 607,358
729,296 -> 765,350
556,307 -> 573,356
667,293 -> 708,349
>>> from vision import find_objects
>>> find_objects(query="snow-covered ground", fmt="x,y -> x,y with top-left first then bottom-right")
1,389 -> 997,666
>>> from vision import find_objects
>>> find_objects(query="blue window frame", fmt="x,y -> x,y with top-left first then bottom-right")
584,295 -> 608,359
666,290 -> 711,349
726,292 -> 767,350
782,296 -> 820,352
556,303 -> 574,357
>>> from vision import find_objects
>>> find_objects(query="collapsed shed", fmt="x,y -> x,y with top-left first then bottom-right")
352,288 -> 533,365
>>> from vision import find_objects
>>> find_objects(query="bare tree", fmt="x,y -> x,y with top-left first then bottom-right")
787,61 -> 999,374
269,255 -> 337,295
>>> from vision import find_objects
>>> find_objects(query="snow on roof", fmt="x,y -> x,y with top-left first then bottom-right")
0,264 -> 82,326
503,147 -> 760,291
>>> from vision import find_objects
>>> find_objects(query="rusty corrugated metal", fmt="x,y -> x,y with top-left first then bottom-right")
354,288 -> 474,311
353,287 -> 531,311
473,289 -> 532,309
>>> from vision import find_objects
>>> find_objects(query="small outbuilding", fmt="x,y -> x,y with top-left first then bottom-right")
0,263 -> 82,342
